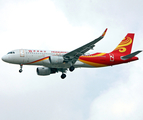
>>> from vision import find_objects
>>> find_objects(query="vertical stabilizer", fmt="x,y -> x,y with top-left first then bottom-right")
111,33 -> 134,55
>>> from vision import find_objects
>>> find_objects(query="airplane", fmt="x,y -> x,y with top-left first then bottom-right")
1,28 -> 142,79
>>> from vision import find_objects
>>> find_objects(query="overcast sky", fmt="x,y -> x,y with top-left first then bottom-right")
0,0 -> 143,120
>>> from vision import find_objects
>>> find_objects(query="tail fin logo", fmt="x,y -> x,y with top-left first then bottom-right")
114,37 -> 132,53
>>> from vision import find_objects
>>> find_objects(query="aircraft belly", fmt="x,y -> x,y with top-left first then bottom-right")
43,63 -> 71,68
43,60 -> 94,68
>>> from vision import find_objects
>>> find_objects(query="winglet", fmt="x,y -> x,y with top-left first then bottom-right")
102,28 -> 108,37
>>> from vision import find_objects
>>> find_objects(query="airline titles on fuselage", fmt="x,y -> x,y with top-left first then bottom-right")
27,50 -> 106,57
28,50 -> 67,53
28,50 -> 46,53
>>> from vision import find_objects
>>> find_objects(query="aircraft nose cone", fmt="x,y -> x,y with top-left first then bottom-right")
2,55 -> 7,62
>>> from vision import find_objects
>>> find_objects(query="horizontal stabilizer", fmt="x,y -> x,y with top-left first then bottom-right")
121,50 -> 142,60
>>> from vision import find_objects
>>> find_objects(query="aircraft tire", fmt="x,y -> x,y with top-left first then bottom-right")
61,74 -> 66,79
19,69 -> 22,73
69,66 -> 75,72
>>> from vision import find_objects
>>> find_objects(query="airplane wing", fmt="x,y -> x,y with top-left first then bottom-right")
63,28 -> 108,64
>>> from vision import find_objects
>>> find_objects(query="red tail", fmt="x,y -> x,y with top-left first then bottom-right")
111,33 -> 134,55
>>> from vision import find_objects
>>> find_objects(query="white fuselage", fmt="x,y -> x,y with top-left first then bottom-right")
2,49 -> 92,68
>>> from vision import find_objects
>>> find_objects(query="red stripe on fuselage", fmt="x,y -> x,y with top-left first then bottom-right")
79,53 -> 110,66
27,56 -> 49,64
79,53 -> 139,67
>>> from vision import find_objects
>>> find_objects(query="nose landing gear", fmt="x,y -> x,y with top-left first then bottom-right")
19,64 -> 23,73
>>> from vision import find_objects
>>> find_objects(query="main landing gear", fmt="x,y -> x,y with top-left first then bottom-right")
19,64 -> 23,73
60,66 -> 75,79
69,66 -> 75,72
60,68 -> 67,79
61,73 -> 66,79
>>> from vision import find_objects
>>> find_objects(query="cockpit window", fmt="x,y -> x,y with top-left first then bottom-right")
7,52 -> 12,54
7,52 -> 15,54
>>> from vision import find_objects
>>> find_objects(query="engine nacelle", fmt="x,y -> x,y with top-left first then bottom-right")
37,67 -> 51,76
37,67 -> 58,76
37,67 -> 57,76
49,56 -> 64,64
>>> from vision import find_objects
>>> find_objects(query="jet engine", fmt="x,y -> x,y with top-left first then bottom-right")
36,67 -> 57,76
49,56 -> 64,64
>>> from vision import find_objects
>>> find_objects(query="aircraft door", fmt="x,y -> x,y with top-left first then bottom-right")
109,53 -> 114,62
20,49 -> 25,57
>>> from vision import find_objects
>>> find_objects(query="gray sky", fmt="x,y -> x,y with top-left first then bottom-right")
0,0 -> 143,120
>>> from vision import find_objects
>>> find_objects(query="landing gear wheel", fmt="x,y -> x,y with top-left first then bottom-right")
19,64 -> 23,73
69,66 -> 75,72
61,74 -> 66,79
19,69 -> 23,73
